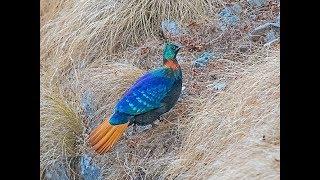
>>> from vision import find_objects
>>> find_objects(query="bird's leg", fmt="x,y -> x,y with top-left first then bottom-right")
151,122 -> 158,128
149,118 -> 160,130
132,123 -> 137,135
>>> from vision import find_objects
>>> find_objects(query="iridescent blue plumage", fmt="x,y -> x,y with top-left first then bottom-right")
115,70 -> 175,115
109,43 -> 182,126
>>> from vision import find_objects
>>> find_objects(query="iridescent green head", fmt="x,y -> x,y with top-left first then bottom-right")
163,43 -> 182,61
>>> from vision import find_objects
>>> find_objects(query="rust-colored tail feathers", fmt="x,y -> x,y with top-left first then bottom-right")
88,119 -> 129,154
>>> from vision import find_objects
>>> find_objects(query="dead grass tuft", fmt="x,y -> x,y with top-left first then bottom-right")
40,86 -> 83,177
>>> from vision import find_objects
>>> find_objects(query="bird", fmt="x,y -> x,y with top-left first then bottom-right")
88,43 -> 183,154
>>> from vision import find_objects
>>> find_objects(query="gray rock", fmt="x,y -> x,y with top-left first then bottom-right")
263,37 -> 279,47
193,51 -> 215,68
218,3 -> 242,31
138,124 -> 153,132
209,82 -> 226,91
161,20 -> 180,35
81,90 -> 95,120
252,22 -> 280,35
44,156 -> 100,180
45,161 -> 69,180
250,22 -> 280,42
178,86 -> 187,101
80,154 -> 101,180
231,3 -> 243,14
246,0 -> 266,7
276,13 -> 280,24
265,29 -> 277,43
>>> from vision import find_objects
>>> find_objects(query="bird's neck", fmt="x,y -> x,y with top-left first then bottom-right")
162,58 -> 182,80
164,59 -> 180,70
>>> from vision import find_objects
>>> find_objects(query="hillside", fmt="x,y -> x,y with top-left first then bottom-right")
40,0 -> 280,179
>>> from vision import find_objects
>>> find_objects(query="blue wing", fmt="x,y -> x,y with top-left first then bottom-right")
115,73 -> 174,115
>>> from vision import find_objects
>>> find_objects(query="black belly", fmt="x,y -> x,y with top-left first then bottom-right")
130,78 -> 182,126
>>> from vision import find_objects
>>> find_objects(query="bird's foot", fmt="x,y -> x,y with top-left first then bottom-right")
151,119 -> 160,128
151,122 -> 158,128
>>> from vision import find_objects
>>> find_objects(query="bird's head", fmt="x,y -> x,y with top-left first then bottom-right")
163,43 -> 183,61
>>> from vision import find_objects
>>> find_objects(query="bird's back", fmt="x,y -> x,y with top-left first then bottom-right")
127,67 -> 182,125
115,69 -> 173,112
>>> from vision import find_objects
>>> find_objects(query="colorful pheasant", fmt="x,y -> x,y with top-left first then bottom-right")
88,43 -> 183,154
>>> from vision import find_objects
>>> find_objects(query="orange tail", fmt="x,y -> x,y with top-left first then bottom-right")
88,119 -> 129,154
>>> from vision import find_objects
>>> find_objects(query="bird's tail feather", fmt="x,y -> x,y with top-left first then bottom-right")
88,119 -> 129,154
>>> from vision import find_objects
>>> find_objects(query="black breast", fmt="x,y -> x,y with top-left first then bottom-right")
131,78 -> 182,126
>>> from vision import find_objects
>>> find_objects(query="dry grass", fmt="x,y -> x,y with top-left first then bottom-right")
40,0 -> 72,24
40,86 -> 83,177
41,0 -> 221,53
40,0 -> 223,84
164,53 -> 280,179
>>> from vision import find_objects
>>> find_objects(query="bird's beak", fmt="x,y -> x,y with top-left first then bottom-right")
177,45 -> 184,50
